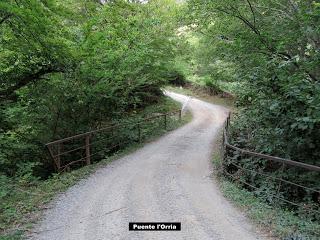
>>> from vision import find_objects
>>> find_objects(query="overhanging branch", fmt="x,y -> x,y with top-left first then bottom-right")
216,5 -> 319,83
0,14 -> 12,25
0,67 -> 60,101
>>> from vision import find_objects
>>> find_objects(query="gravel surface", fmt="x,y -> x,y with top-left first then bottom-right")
30,92 -> 267,240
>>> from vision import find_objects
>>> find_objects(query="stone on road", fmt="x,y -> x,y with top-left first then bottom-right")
31,92 -> 266,240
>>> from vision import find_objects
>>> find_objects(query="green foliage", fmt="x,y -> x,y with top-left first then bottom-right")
173,18 -> 238,93
0,2 -> 187,235
0,97 -> 188,239
0,0 -> 183,177
187,0 -> 320,233
187,0 -> 320,162
214,142 -> 319,239
166,70 -> 187,86
220,179 -> 320,240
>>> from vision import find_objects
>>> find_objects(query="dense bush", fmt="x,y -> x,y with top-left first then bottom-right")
0,0 -> 182,178
187,0 -> 320,211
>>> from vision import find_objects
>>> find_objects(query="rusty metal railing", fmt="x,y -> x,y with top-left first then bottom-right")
46,110 -> 182,172
222,113 -> 320,215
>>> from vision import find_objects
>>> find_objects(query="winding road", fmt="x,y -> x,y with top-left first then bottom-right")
31,92 -> 266,240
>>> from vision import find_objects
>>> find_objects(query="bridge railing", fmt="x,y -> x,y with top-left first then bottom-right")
46,110 -> 182,172
222,113 -> 320,215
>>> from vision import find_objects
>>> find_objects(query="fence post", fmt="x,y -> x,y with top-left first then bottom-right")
50,144 -> 61,171
85,135 -> 91,165
179,110 -> 182,121
227,113 -> 231,129
164,114 -> 167,130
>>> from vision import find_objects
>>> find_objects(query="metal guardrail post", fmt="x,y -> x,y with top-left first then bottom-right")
55,144 -> 61,171
85,135 -> 91,165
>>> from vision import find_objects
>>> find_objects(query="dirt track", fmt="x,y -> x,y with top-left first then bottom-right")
31,92 -> 266,240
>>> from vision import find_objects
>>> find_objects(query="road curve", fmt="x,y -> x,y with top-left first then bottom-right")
31,92 -> 266,240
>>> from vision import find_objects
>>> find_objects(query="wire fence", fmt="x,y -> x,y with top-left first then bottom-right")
46,110 -> 182,172
222,113 -> 320,216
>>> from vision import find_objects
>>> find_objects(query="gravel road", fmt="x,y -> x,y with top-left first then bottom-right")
31,92 -> 267,240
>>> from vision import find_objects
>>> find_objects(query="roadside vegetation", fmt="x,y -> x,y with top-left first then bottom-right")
169,79 -> 319,238
0,0 -> 187,238
0,0 -> 182,179
184,0 -> 320,171
178,1 -> 320,239
184,0 -> 320,191
0,97 -> 190,240
1,0 -> 319,239
213,152 -> 320,240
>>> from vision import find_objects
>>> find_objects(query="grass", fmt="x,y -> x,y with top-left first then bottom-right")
0,96 -> 191,240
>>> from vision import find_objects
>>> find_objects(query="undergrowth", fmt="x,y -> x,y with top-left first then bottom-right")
213,153 -> 320,240
0,97 -> 190,240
